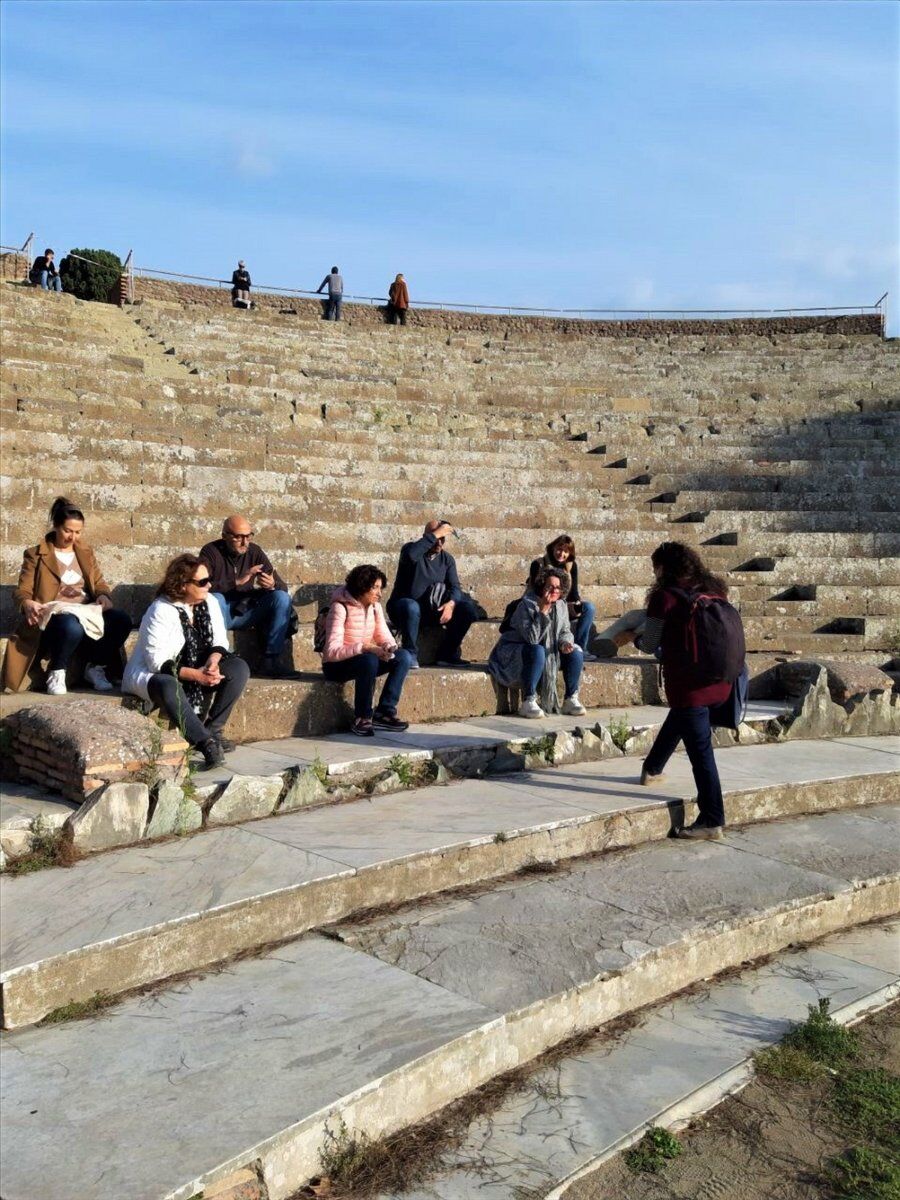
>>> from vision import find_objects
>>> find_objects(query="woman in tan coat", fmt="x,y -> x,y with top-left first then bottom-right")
2,497 -> 132,694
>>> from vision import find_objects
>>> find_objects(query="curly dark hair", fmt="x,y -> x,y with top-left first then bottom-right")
157,554 -> 205,601
530,565 -> 571,600
647,541 -> 728,601
345,564 -> 388,600
49,496 -> 85,528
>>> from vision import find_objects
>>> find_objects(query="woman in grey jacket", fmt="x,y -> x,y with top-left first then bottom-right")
488,566 -> 586,718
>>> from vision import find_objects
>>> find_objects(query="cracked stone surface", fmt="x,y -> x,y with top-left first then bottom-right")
375,921 -> 899,1200
339,808 -> 894,1012
65,781 -> 150,852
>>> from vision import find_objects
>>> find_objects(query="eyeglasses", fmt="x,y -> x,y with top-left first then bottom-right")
546,586 -> 562,593
192,577 -> 212,588
225,531 -> 254,541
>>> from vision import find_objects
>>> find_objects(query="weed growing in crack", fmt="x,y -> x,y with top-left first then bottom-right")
310,753 -> 329,786
607,713 -> 632,751
625,1126 -> 683,1174
493,830 -> 508,844
40,990 -> 116,1024
319,1118 -> 372,1187
826,1146 -> 900,1200
522,733 -> 554,762
388,755 -> 414,788
4,815 -> 79,875
136,721 -> 165,788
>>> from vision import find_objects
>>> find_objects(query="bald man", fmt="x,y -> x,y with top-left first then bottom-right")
386,519 -> 478,668
200,516 -> 293,677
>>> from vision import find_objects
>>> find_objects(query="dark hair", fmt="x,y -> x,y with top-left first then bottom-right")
546,534 -> 576,562
44,248 -> 54,256
331,266 -> 339,273
531,565 -> 570,599
157,554 -> 204,601
647,541 -> 728,601
346,564 -> 388,600
49,496 -> 85,528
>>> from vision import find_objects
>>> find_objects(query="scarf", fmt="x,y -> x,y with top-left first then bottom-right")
175,601 -> 214,712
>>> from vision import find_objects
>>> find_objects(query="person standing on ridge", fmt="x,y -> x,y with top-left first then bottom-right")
316,267 -> 344,321
388,273 -> 409,324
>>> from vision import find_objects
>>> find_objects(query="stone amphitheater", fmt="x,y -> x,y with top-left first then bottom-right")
0,254 -> 898,1200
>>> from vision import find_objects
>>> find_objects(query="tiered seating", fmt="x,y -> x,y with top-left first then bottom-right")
2,279 -> 898,730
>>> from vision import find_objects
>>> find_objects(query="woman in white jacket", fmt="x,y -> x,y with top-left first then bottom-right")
123,554 -> 250,767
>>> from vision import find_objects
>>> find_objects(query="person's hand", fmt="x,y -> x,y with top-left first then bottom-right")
202,654 -> 223,685
374,644 -> 395,662
257,571 -> 276,591
179,666 -> 208,684
560,641 -> 575,655
438,600 -> 455,625
58,584 -> 83,600
23,599 -> 44,626
96,594 -> 113,611
236,565 -> 263,587
433,522 -> 454,541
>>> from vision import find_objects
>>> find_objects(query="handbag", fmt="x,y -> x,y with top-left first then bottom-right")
709,663 -> 750,730
425,581 -> 447,614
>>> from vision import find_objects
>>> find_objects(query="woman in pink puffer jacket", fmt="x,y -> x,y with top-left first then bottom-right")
321,564 -> 413,737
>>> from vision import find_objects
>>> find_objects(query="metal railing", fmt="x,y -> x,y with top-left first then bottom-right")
1,235 -> 890,329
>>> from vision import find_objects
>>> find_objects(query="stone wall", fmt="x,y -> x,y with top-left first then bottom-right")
131,274 -> 884,337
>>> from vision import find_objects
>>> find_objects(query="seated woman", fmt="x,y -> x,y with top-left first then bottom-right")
528,535 -> 597,660
488,566 -> 586,718
122,554 -> 250,768
2,497 -> 131,695
638,541 -> 734,840
231,260 -> 252,308
321,564 -> 412,737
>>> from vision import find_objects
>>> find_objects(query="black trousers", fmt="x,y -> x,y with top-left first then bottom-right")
146,656 -> 250,746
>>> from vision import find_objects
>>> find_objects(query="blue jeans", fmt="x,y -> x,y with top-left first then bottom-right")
520,642 -> 583,699
326,295 -> 343,321
322,649 -> 412,718
40,609 -> 131,672
387,595 -> 478,662
213,589 -> 293,655
643,706 -> 725,827
572,601 -> 596,653
40,271 -> 62,292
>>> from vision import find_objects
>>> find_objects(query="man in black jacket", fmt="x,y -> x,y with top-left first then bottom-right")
387,520 -> 478,668
30,248 -> 62,292
200,515 -> 293,676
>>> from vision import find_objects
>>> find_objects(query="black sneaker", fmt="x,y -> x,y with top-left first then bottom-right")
372,712 -> 410,732
199,737 -> 226,768
215,734 -> 237,753
435,657 -> 470,668
351,718 -> 375,737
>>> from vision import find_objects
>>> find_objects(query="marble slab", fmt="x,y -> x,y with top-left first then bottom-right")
380,925 -> 897,1200
0,936 -> 496,1200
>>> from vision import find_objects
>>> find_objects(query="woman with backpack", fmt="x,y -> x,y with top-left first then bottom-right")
637,541 -> 745,840
320,564 -> 413,737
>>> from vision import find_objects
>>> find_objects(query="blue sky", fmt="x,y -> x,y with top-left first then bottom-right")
1,0 -> 897,318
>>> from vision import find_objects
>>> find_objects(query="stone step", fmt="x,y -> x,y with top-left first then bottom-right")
369,919 -> 898,1200
0,796 -> 896,1199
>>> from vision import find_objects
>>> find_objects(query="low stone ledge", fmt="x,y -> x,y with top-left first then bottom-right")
772,666 -> 900,741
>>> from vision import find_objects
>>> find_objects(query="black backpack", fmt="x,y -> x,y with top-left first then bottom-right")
661,588 -> 745,685
313,600 -> 347,654
499,597 -> 521,634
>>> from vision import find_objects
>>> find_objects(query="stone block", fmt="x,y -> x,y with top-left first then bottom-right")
779,659 -> 894,704
206,775 -> 284,826
280,765 -> 328,812
174,793 -> 204,835
65,782 -> 150,852
145,782 -> 185,839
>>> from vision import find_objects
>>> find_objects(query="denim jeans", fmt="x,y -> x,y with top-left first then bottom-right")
147,656 -> 250,746
386,596 -> 478,661
322,649 -> 412,718
213,589 -> 293,655
571,601 -> 596,653
520,642 -> 583,699
40,271 -> 62,292
643,706 -> 725,827
326,295 -> 343,321
40,609 -> 131,672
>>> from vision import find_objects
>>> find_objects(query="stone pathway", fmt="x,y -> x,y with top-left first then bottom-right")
1,803 -> 896,1200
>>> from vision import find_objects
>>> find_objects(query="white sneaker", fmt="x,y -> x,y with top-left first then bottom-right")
518,696 -> 545,719
46,669 -> 67,695
562,693 -> 586,716
85,665 -> 114,692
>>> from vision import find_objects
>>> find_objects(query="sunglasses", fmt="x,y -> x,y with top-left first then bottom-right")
192,577 -> 212,588
225,531 -> 254,541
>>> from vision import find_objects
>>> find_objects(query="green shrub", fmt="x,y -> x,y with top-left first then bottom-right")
625,1126 -> 683,1174
832,1067 -> 900,1150
59,247 -> 122,302
826,1146 -> 900,1200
